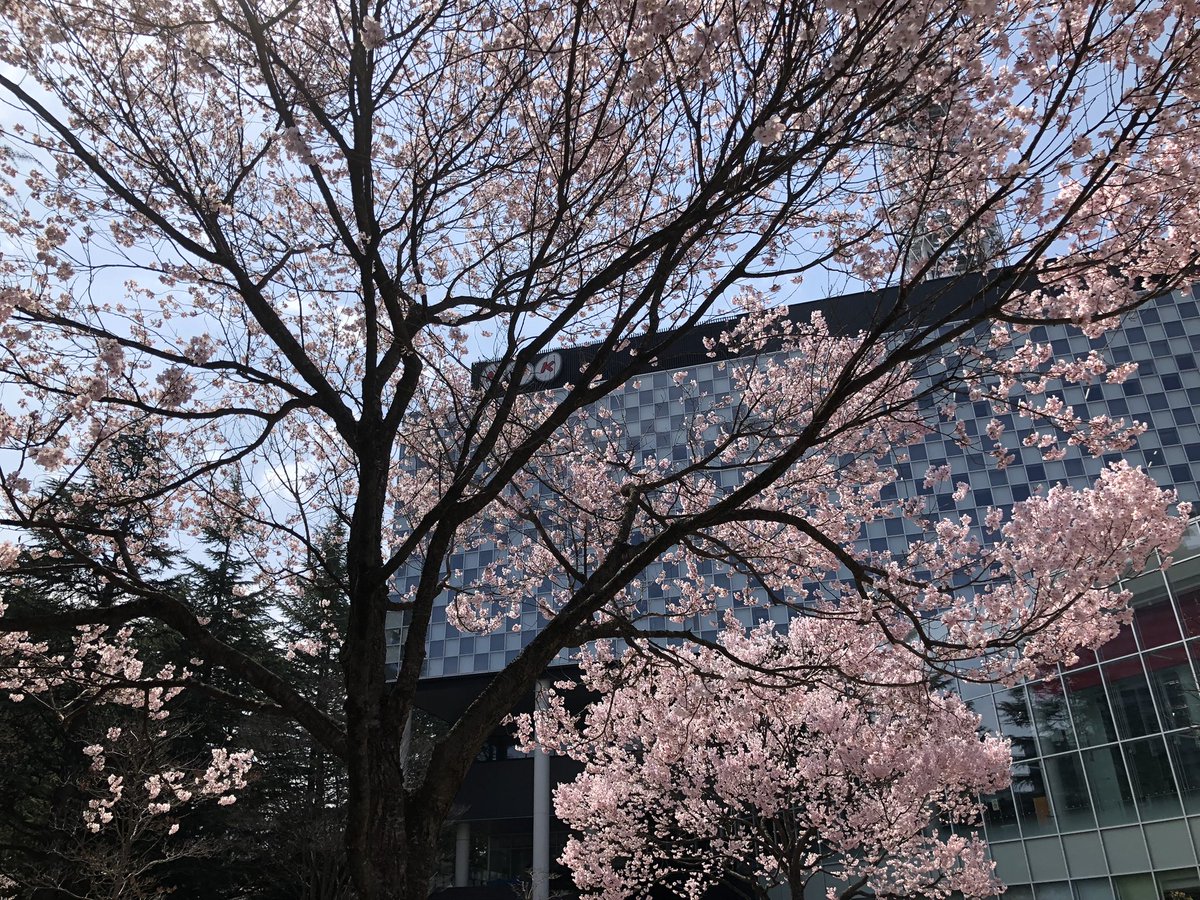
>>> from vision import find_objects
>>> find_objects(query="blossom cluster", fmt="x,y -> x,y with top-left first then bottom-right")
526,624 -> 1011,900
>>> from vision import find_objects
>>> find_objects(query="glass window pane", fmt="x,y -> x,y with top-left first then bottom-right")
1114,873 -> 1157,900
1147,645 -> 1200,731
1074,877 -> 1115,900
957,676 -> 991,701
996,687 -> 1038,760
1044,752 -> 1096,831
1167,555 -> 1200,638
969,692 -> 1001,737
1125,736 -> 1182,819
981,786 -> 1021,841
1066,668 -> 1119,747
1065,645 -> 1100,669
1081,745 -> 1137,826
1103,657 -> 1158,739
1039,883 -> 1073,900
1030,678 -> 1076,753
1166,730 -> 1200,814
1156,867 -> 1200,899
1099,617 -> 1139,660
1175,521 -> 1200,558
1012,760 -> 1056,836
1187,639 -> 1200,691
1129,570 -> 1182,649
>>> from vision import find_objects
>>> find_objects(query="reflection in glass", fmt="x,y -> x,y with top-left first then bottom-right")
1065,645 -> 1099,669
1029,678 -> 1075,753
1114,873 -> 1157,900
1043,752 -> 1095,831
1176,521 -> 1200,559
1128,570 -> 1182,649
1166,730 -> 1200,814
1103,657 -> 1158,739
1155,867 -> 1200,900
1081,745 -> 1137,826
981,786 -> 1021,841
968,693 -> 1001,738
1124,736 -> 1182,819
1187,640 -> 1200,693
1098,618 -> 1138,660
1146,645 -> 1200,731
1011,760 -> 1056,835
1075,877 -> 1116,900
1166,554 -> 1200,638
1065,669 -> 1118,746
956,676 -> 990,701
995,687 -> 1038,759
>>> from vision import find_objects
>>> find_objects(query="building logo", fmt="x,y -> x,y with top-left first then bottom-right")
481,351 -> 564,387
531,352 -> 562,383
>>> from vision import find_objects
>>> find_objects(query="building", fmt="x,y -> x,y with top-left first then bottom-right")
389,279 -> 1200,900
962,519 -> 1200,900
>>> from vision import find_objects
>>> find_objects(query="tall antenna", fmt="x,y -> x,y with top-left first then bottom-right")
889,100 -> 1003,280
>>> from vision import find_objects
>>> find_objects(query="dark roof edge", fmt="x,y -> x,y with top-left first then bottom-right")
471,270 -> 1017,392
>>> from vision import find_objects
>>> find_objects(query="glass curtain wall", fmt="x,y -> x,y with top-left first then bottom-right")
969,522 -> 1200,900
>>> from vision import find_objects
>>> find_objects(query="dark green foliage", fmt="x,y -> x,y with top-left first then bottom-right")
0,477 -> 353,898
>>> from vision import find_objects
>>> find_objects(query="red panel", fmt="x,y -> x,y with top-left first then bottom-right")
1134,599 -> 1182,649
1097,620 -> 1138,661
1178,588 -> 1200,638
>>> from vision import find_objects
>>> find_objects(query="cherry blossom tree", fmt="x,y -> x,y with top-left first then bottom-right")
525,624 -> 1012,900
0,612 -> 253,897
42,732 -> 251,900
1,0 -> 1200,897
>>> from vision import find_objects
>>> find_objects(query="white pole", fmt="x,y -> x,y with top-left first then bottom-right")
454,821 -> 471,887
532,678 -> 551,900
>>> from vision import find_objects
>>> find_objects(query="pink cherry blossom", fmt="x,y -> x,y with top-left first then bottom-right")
529,629 -> 1010,900
1,0 -> 1199,895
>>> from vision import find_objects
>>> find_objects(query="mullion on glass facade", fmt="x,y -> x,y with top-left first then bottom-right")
983,529 -> 1200,899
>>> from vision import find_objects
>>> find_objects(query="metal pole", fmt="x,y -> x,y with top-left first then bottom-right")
532,679 -> 551,900
455,821 -> 471,887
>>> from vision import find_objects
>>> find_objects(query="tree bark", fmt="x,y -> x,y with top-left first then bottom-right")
347,730 -> 409,899
342,440 -> 414,900
402,804 -> 445,900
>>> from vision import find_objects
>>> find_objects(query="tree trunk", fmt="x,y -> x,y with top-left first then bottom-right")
346,728 -> 409,899
343,443 -> 414,900
344,738 -> 447,900
402,805 -> 445,900
338,442 -> 526,900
